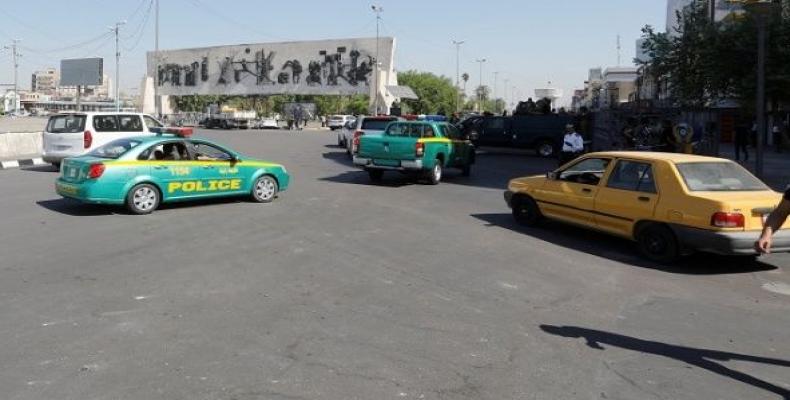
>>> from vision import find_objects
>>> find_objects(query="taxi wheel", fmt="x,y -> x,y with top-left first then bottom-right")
126,184 -> 160,215
637,224 -> 680,263
251,175 -> 278,203
512,195 -> 542,226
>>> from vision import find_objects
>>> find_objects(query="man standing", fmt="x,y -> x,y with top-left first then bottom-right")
559,124 -> 584,166
755,188 -> 790,254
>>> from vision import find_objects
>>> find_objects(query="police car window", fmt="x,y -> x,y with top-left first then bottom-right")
607,160 -> 657,193
192,142 -> 232,161
93,115 -> 119,132
119,115 -> 143,132
422,125 -> 436,138
88,139 -> 142,159
143,115 -> 163,129
559,158 -> 610,185
386,123 -> 407,136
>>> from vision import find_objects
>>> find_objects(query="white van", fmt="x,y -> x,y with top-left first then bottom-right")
43,112 -> 164,166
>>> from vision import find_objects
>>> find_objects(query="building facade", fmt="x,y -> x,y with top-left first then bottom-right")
31,68 -> 59,95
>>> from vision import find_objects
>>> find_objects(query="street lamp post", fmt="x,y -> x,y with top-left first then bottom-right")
110,21 -> 126,112
745,0 -> 778,179
475,58 -> 486,112
371,5 -> 383,115
3,39 -> 21,113
503,78 -> 509,114
452,40 -> 464,113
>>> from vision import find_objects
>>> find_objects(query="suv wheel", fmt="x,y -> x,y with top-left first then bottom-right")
536,141 -> 556,158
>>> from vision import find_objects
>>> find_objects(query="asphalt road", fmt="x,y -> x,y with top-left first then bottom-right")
1,128 -> 789,400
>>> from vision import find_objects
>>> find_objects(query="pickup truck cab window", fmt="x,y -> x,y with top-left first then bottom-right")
558,158 -> 610,185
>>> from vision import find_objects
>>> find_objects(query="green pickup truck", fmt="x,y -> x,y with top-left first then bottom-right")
352,121 -> 475,184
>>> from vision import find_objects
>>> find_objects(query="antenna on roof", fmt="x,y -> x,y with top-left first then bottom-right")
617,34 -> 622,66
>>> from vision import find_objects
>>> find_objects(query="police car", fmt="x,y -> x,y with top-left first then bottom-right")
55,127 -> 290,214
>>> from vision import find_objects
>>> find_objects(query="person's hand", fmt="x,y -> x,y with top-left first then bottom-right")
755,234 -> 772,254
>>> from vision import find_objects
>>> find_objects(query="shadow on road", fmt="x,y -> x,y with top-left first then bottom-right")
321,151 -> 354,167
21,165 -> 58,173
37,199 -> 118,216
470,213 -> 777,274
38,196 -> 248,216
540,325 -> 790,399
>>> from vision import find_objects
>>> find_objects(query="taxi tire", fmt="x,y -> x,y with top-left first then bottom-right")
251,175 -> 278,203
125,183 -> 160,215
637,224 -> 680,264
512,195 -> 542,226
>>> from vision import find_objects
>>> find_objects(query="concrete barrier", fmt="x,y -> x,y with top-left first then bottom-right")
0,132 -> 43,160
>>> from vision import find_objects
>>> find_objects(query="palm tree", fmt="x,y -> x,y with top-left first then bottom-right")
461,73 -> 470,92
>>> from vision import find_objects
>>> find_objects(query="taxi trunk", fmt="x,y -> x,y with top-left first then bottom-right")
696,191 -> 790,231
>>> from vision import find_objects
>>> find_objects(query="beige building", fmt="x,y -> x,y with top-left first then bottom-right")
57,74 -> 112,99
602,67 -> 638,109
31,68 -> 59,95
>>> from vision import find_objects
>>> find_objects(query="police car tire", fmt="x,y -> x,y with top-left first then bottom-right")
251,175 -> 278,203
125,183 -> 160,215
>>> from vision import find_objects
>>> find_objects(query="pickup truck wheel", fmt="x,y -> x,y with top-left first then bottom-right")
637,224 -> 680,263
426,161 -> 442,185
512,195 -> 542,226
536,141 -> 556,158
367,169 -> 384,182
251,175 -> 278,203
126,183 -> 160,215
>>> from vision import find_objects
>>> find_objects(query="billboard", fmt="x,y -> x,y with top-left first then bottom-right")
60,58 -> 103,86
147,37 -> 395,96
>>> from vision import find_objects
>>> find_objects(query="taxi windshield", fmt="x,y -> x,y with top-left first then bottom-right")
87,139 -> 143,159
676,162 -> 768,192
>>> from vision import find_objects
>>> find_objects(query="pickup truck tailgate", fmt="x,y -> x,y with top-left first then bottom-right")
359,136 -> 417,162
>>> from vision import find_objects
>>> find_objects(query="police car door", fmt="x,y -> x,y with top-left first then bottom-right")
144,141 -> 193,200
190,141 -> 245,195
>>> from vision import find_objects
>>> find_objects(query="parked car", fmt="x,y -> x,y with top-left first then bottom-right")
343,115 -> 401,155
43,112 -> 164,168
353,121 -> 475,184
328,115 -> 352,130
253,117 -> 280,129
337,119 -> 357,147
504,151 -> 790,262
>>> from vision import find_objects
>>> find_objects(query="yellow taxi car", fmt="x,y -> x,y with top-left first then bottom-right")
504,152 -> 790,262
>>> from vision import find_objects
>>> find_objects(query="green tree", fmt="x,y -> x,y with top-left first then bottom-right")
639,0 -> 790,108
396,70 -> 456,114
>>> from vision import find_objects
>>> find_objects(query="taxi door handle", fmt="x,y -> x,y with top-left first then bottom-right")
638,196 -> 651,202
581,188 -> 592,193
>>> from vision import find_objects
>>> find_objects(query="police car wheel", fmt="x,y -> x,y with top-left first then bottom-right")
252,175 -> 278,203
126,184 -> 160,215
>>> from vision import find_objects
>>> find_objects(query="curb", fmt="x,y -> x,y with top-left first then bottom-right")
0,158 -> 47,170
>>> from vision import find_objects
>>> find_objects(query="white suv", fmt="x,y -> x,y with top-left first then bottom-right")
43,112 -> 163,166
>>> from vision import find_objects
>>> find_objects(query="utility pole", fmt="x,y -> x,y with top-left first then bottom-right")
110,21 -> 126,112
3,39 -> 21,113
492,71 -> 499,113
452,40 -> 464,113
371,5 -> 383,115
475,58 -> 486,112
709,0 -> 716,22
154,0 -> 160,117
503,78 -> 509,114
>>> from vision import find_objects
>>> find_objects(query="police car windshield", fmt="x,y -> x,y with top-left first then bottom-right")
88,139 -> 143,159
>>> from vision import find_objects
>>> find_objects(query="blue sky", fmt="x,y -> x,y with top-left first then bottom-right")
0,0 -> 666,106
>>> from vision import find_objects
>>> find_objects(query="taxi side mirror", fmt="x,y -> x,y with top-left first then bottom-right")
546,172 -> 558,180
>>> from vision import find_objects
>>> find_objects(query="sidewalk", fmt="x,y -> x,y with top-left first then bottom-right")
718,143 -> 788,191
